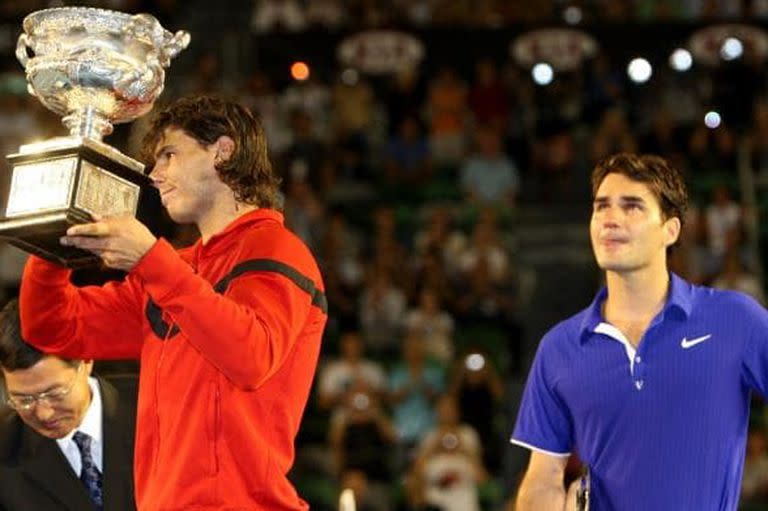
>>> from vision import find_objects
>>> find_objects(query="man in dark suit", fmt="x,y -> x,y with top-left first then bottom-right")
0,299 -> 137,511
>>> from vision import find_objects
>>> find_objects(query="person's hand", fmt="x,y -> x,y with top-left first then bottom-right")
60,214 -> 157,271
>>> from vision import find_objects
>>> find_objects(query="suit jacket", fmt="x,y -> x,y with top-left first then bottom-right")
0,374 -> 137,511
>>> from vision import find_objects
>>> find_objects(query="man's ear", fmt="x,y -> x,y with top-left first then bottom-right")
215,136 -> 235,162
664,216 -> 681,247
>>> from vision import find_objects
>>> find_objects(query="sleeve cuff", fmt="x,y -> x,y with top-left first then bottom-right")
510,438 -> 571,457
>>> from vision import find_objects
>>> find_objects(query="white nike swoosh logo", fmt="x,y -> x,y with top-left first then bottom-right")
681,334 -> 712,349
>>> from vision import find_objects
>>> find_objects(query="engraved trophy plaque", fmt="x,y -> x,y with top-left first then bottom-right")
0,7 -> 189,267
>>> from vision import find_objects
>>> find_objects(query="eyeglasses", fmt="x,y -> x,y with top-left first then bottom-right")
5,363 -> 83,411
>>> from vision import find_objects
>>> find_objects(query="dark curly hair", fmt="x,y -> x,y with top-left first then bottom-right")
141,95 -> 281,208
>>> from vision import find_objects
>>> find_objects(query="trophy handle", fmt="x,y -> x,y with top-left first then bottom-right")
16,33 -> 31,68
160,31 -> 191,66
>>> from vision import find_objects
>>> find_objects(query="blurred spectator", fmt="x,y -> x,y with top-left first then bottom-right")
346,0 -> 392,27
403,287 -> 456,365
388,331 -> 445,459
454,254 -> 516,326
250,0 -> 307,33
449,349 -> 505,471
408,248 -> 459,314
688,123 -> 737,176
530,120 -> 579,202
407,394 -> 488,511
432,0 -> 474,25
590,106 -> 638,163
639,107 -> 687,161
468,58 -> 509,133
240,72 -> 293,155
317,330 -> 387,415
318,211 -> 365,332
358,267 -> 407,359
412,206 -> 467,274
283,178 -> 326,252
328,385 -> 397,505
394,0 -> 435,25
711,250 -> 766,305
747,99 -> 768,178
459,125 -> 520,207
332,72 -> 375,180
281,75 -> 333,144
668,203 -> 709,284
281,109 -> 331,194
583,54 -> 626,123
426,67 -> 469,167
455,209 -> 510,284
305,0 -> 347,28
741,428 -> 768,508
703,184 -> 743,275
384,115 -> 433,187
384,66 -> 427,136
366,205 -> 410,287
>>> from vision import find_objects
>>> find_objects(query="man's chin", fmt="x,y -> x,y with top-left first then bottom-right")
597,260 -> 639,273
33,420 -> 72,439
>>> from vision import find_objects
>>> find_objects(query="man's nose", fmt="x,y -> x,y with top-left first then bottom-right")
33,400 -> 55,421
148,163 -> 163,184
599,206 -> 622,228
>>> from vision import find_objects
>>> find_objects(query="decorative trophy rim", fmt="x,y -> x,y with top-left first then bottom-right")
24,6 -> 147,28
22,7 -> 168,48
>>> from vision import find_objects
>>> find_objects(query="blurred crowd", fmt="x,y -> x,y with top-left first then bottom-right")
5,0 -> 768,26
1,1 -> 768,510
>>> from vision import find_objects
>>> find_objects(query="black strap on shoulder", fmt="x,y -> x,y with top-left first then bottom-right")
213,259 -> 328,313
145,258 -> 327,340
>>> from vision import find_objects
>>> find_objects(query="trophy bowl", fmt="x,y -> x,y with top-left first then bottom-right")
0,7 -> 189,267
17,6 -> 190,139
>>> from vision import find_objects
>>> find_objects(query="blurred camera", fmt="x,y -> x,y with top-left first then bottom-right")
351,392 -> 371,411
464,353 -> 486,371
440,432 -> 459,450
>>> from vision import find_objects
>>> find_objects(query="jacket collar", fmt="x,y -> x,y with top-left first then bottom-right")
193,208 -> 284,259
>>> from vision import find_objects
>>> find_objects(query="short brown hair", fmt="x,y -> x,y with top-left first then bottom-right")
591,153 -> 688,230
142,95 -> 281,208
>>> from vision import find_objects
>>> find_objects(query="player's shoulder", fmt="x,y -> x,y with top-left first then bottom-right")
536,306 -> 593,356
693,284 -> 766,317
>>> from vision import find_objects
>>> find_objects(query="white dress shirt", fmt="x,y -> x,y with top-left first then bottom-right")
56,377 -> 103,476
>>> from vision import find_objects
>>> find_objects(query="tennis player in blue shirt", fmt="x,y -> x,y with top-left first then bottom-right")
512,153 -> 768,511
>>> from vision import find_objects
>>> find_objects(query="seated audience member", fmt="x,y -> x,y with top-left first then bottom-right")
449,350 -> 505,471
407,394 -> 487,511
317,330 -> 387,416
329,387 -> 397,510
403,287 -> 455,365
389,331 -> 445,459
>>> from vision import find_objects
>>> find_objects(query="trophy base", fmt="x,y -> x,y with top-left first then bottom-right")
0,137 -> 152,268
0,210 -> 100,268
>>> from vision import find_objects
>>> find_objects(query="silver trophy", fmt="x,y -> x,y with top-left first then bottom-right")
0,7 -> 189,267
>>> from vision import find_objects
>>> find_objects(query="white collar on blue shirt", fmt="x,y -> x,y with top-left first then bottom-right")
56,376 -> 103,474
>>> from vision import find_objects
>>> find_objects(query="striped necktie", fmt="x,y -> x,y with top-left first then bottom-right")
72,431 -> 103,511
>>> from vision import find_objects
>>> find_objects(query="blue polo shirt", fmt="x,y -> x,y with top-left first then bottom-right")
512,273 -> 768,511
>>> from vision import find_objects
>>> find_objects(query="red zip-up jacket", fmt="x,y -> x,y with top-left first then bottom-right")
20,209 -> 327,510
